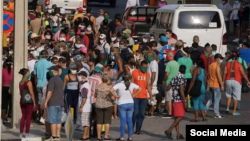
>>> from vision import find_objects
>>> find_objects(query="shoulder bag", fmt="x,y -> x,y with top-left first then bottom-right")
21,89 -> 33,104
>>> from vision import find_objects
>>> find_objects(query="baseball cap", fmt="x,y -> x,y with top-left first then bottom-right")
142,34 -> 151,39
31,33 -> 40,39
160,36 -> 168,43
77,7 -> 83,13
214,53 -> 224,59
94,66 -> 102,72
99,34 -> 106,39
74,55 -> 82,61
78,71 -> 87,77
48,66 -> 59,71
99,9 -> 104,14
175,40 -> 183,47
69,63 -> 77,69
123,29 -> 131,34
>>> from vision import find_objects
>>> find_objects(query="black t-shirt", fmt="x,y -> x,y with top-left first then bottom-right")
243,6 -> 250,20
61,52 -> 70,62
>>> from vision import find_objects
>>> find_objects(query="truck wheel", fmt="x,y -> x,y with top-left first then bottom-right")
110,0 -> 116,7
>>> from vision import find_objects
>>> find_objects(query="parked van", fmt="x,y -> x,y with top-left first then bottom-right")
150,4 -> 227,56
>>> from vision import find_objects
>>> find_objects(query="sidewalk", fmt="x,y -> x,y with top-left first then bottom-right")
1,92 -> 249,141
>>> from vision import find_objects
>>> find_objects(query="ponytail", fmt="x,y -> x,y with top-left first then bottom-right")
7,62 -> 12,74
227,52 -> 238,61
122,75 -> 130,90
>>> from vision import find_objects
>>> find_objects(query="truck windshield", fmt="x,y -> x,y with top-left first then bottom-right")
178,11 -> 221,29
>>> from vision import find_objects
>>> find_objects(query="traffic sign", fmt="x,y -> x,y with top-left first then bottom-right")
3,11 -> 14,33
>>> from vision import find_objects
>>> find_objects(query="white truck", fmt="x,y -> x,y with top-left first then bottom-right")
45,0 -> 87,14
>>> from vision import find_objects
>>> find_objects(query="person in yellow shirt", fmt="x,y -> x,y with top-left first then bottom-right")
73,7 -> 84,24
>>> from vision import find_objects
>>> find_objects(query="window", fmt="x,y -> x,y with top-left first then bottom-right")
138,8 -> 146,17
128,8 -> 138,21
147,8 -> 155,16
178,11 -> 221,29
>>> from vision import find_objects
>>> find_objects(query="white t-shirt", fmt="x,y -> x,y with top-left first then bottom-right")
127,37 -> 135,46
79,82 -> 92,112
148,60 -> 158,88
28,59 -> 37,73
218,3 -> 233,21
96,16 -> 104,30
113,82 -> 139,105
102,42 -> 111,54
126,0 -> 140,10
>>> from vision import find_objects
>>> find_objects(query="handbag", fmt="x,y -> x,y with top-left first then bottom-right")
21,89 -> 33,104
189,79 -> 202,97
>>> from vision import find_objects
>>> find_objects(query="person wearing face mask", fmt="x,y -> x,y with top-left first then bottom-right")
99,34 -> 111,54
205,54 -> 225,118
113,47 -> 124,81
3,1 -> 8,10
166,30 -> 177,49
142,34 -> 151,44
157,0 -> 167,7
204,45 -> 215,72
83,7 -> 97,34
30,12 -> 43,35
158,36 -> 171,62
58,42 -> 71,64
124,56 -> 136,78
58,58 -> 69,81
150,35 -> 155,42
218,0 -> 233,37
51,57 -> 59,66
123,29 -> 134,47
95,19 -> 111,44
63,63 -> 79,122
52,23 -> 59,34
85,25 -> 95,50
131,60 -> 153,135
72,38 -> 85,56
110,32 -> 119,48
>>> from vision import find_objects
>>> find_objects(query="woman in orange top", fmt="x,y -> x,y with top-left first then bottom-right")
131,60 -> 153,135
8,0 -> 15,12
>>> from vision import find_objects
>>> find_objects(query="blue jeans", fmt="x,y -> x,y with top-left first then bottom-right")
118,103 -> 134,138
205,88 -> 221,116
133,98 -> 148,132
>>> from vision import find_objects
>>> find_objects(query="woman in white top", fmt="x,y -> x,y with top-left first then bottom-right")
124,56 -> 136,79
110,75 -> 142,141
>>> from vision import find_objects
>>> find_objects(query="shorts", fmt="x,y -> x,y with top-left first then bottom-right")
95,107 -> 113,124
48,106 -> 63,124
172,101 -> 185,117
233,20 -> 239,27
157,83 -> 166,97
225,80 -> 242,101
165,88 -> 173,102
36,87 -> 43,105
81,112 -> 91,127
148,96 -> 157,106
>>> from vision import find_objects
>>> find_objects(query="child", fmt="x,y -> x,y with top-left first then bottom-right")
211,44 -> 217,55
165,65 -> 187,139
77,71 -> 92,140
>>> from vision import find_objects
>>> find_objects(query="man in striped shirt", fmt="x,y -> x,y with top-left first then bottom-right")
87,66 -> 102,137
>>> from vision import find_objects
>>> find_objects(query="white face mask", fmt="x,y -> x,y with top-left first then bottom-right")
9,51 -> 13,55
48,9 -> 52,13
78,76 -> 82,82
100,40 -> 105,44
150,39 -> 155,42
71,58 -> 75,62
71,70 -> 77,74
45,35 -> 51,40
220,60 -> 223,64
120,45 -> 125,48
59,38 -> 65,42
111,37 -> 117,41
3,6 -> 7,9
75,44 -> 83,48
87,27 -> 92,31
163,54 -> 167,60
59,18 -> 62,21
143,38 -> 148,43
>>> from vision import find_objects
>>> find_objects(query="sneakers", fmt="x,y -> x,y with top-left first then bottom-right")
146,113 -> 155,118
24,134 -> 34,138
162,109 -> 168,115
39,118 -> 45,124
19,134 -> 24,138
214,115 -> 224,118
225,109 -> 231,114
162,115 -> 172,119
233,38 -> 239,42
45,137 -> 59,141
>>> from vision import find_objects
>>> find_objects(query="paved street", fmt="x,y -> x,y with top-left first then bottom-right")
1,92 -> 249,141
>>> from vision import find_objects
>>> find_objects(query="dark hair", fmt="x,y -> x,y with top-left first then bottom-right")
44,30 -> 53,41
242,42 -> 249,47
211,44 -> 217,50
227,51 -> 239,61
104,11 -> 109,15
204,43 -> 210,48
183,47 -> 190,54
115,13 -> 121,19
122,75 -> 130,90
179,65 -> 186,74
196,59 -> 205,69
41,50 -> 48,57
127,56 -> 134,62
36,12 -> 41,18
51,57 -> 58,62
159,33 -> 165,38
141,60 -> 148,66
151,41 -> 157,46
5,57 -> 13,74
166,29 -> 173,34
59,57 -> 67,63
192,43 -> 199,48
19,68 -> 29,76
87,7 -> 92,13
146,17 -> 151,24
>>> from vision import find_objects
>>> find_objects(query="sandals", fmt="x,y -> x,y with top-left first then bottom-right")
177,134 -> 185,139
190,119 -> 198,122
116,138 -> 124,141
134,131 -> 143,135
164,130 -> 173,140
127,138 -> 133,141
233,113 -> 241,116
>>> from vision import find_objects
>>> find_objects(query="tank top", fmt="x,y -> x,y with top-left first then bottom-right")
125,65 -> 136,75
239,48 -> 250,64
114,56 -> 123,78
225,61 -> 242,84
66,75 -> 79,90
86,33 -> 94,49
60,67 -> 69,80
132,69 -> 149,99
197,68 -> 205,84
19,80 -> 29,97
209,62 -> 220,88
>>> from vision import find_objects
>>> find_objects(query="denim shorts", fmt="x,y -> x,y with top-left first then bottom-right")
36,87 -> 43,105
48,106 -> 63,124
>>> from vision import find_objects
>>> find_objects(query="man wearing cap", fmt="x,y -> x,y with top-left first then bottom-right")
205,53 -> 224,118
99,34 -> 111,54
174,40 -> 183,61
96,9 -> 105,30
142,34 -> 151,43
44,66 -> 64,140
73,7 -> 84,23
166,29 -> 177,49
158,36 -> 171,61
123,29 -> 134,46
34,50 -> 53,123
30,12 -> 43,35
88,66 -> 103,137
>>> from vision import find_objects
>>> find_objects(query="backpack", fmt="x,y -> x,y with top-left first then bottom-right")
102,43 -> 112,65
120,47 -> 131,65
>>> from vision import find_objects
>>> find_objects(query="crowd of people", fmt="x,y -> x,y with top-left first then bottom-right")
1,0 -> 250,141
